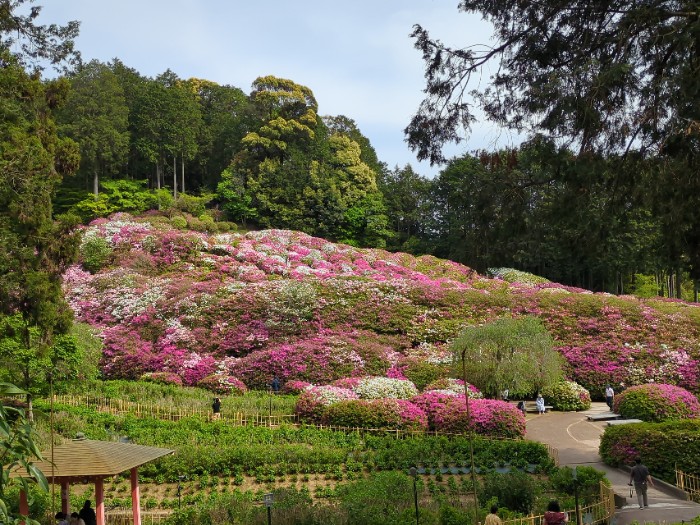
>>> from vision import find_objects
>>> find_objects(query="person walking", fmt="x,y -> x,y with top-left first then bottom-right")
517,400 -> 527,417
629,456 -> 654,509
605,384 -> 615,410
543,500 -> 569,524
484,504 -> 503,525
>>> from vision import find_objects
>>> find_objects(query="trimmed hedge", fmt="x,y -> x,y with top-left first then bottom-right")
599,419 -> 700,482
541,380 -> 591,411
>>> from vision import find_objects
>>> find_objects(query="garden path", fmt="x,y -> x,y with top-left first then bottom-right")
525,402 -> 700,525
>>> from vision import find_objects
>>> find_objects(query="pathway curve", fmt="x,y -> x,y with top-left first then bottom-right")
525,402 -> 700,525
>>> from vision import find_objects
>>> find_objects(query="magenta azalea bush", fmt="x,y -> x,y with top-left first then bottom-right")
431,397 -> 526,439
613,383 -> 700,422
63,213 -> 700,395
282,380 -> 312,394
322,398 -> 428,431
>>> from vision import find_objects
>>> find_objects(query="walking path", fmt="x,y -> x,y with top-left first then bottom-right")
525,402 -> 700,525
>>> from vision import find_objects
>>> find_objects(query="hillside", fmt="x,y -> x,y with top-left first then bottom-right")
64,213 -> 700,396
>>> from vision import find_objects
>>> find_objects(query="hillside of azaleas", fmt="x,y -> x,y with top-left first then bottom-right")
63,213 -> 700,396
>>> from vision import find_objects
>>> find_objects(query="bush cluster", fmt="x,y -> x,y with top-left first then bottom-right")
323,398 -> 428,431
613,383 -> 700,422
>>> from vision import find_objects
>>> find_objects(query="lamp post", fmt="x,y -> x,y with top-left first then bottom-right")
572,467 -> 581,525
409,467 -> 419,525
461,348 -> 479,525
177,475 -> 185,509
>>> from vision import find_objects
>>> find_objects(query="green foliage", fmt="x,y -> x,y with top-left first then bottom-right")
0,383 -> 49,525
401,360 -> 450,391
549,466 -> 607,505
614,384 -> 700,422
452,316 -> 563,399
599,420 -> 700,482
72,179 -> 159,221
170,216 -> 188,230
628,274 -> 659,298
541,381 -> 591,412
79,234 -> 113,273
334,471 -> 417,525
478,471 -> 537,514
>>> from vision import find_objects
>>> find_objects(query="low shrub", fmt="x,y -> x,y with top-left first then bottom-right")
322,398 -> 428,431
422,378 -> 482,398
599,419 -> 700,483
541,380 -> 591,411
410,390 -> 460,430
549,466 -> 608,505
431,398 -> 526,439
479,471 -> 536,514
282,380 -> 312,394
141,372 -> 183,387
613,383 -> 700,422
397,357 -> 451,390
354,377 -> 419,400
197,375 -> 247,396
80,234 -> 113,273
294,386 -> 358,423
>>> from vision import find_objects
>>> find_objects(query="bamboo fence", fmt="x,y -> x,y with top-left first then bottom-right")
104,510 -> 171,524
676,468 -> 700,502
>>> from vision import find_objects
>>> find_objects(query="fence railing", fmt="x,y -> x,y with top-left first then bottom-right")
494,481 -> 615,525
105,510 -> 171,524
676,468 -> 700,502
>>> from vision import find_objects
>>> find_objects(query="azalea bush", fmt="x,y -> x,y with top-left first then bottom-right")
541,380 -> 591,411
353,377 -> 419,400
431,397 -> 526,439
197,374 -> 247,395
423,378 -> 482,398
322,398 -> 428,431
613,383 -> 700,422
294,386 -> 358,423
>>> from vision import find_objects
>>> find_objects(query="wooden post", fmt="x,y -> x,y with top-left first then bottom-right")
131,467 -> 142,525
19,489 -> 29,524
61,479 -> 70,516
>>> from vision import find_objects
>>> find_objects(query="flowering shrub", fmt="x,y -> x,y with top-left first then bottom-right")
140,372 -> 183,386
394,356 -> 451,390
541,380 -> 592,411
613,383 -> 700,422
423,378 -> 483,398
294,386 -> 358,423
282,380 -> 312,394
353,376 -> 419,399
198,374 -> 248,395
410,390 -> 460,429
431,397 -> 526,439
322,398 -> 428,431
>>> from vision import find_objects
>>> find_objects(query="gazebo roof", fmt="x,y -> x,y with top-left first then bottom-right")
31,436 -> 174,480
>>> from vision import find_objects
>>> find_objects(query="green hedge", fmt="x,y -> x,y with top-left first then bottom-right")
599,420 -> 700,482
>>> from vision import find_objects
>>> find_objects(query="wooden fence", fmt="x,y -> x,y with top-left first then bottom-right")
493,481 -> 615,525
104,510 -> 171,524
676,468 -> 700,502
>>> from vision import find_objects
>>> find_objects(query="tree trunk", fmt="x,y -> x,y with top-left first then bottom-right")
93,169 -> 99,197
181,156 -> 185,194
156,163 -> 162,190
676,268 -> 682,299
173,156 -> 178,199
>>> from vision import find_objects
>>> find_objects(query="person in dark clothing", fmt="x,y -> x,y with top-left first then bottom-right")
212,397 -> 221,420
270,376 -> 281,393
629,456 -> 654,509
78,500 -> 96,525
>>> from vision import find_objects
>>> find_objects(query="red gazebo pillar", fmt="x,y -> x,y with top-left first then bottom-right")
131,467 -> 141,525
19,489 -> 29,524
61,479 -> 70,516
95,477 -> 105,525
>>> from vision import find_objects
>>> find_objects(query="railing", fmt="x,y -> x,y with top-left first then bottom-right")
494,482 -> 615,525
676,468 -> 700,502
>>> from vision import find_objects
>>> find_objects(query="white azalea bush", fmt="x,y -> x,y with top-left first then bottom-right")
353,376 -> 419,399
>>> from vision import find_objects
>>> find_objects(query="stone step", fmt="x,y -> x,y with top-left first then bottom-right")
607,418 -> 643,426
587,412 -> 621,421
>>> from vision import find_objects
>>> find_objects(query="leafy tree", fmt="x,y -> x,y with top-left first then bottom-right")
452,316 -> 563,399
0,46 -> 80,418
406,1 -> 700,284
56,59 -> 129,196
0,382 -> 48,525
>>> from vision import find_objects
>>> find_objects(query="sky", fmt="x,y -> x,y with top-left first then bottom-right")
37,0 -> 523,178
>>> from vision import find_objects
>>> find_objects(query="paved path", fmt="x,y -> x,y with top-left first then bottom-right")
525,402 -> 700,524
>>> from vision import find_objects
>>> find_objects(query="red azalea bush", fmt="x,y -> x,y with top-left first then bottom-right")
613,383 -> 700,422
431,397 -> 526,439
198,374 -> 248,395
322,398 -> 428,431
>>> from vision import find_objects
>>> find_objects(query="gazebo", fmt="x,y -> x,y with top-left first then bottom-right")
19,434 -> 173,525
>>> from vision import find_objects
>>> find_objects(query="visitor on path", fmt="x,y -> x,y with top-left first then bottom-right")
501,388 -> 509,401
517,400 -> 527,416
536,393 -> 546,414
484,504 -> 503,525
543,500 -> 568,524
69,512 -> 86,525
270,376 -> 281,393
212,397 -> 221,420
78,501 -> 96,525
605,384 -> 615,410
629,456 -> 654,509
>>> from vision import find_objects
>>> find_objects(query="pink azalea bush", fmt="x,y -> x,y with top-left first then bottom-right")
198,374 -> 248,395
282,380 -> 312,394
431,397 -> 526,439
322,398 -> 428,431
613,383 -> 700,422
